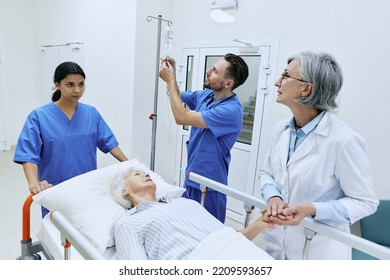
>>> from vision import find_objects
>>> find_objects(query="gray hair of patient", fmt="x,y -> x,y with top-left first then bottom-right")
111,168 -> 139,209
288,51 -> 343,111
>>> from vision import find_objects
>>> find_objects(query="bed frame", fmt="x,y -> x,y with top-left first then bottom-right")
18,173 -> 390,260
189,172 -> 390,260
19,193 -> 104,260
19,194 -> 53,260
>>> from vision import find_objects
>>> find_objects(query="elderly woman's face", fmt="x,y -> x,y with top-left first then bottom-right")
123,170 -> 156,195
274,59 -> 307,106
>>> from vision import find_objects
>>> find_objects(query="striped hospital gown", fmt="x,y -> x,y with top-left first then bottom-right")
114,197 -> 225,259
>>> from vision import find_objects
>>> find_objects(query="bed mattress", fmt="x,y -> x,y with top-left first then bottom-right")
36,214 -> 116,260
188,227 -> 274,260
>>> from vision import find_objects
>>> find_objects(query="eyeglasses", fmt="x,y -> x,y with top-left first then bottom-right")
279,72 -> 307,83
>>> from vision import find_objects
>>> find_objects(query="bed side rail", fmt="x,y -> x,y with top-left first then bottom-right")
19,194 -> 54,260
188,172 -> 390,260
49,210 -> 105,260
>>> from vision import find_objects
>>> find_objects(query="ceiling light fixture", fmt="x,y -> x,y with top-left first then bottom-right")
210,0 -> 238,23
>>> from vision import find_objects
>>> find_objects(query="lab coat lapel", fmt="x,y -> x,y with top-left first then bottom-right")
286,112 -> 331,167
278,128 -> 291,169
287,133 -> 315,166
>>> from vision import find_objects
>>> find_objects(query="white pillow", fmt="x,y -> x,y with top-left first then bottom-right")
33,158 -> 184,254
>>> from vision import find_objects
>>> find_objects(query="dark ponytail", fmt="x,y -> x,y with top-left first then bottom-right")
51,89 -> 62,102
51,61 -> 86,102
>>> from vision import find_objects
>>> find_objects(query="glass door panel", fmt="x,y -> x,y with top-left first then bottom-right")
176,42 -> 277,224
203,55 -> 261,145
183,55 -> 194,131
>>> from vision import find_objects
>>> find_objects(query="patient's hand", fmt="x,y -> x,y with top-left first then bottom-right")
240,211 -> 275,241
255,210 -> 276,230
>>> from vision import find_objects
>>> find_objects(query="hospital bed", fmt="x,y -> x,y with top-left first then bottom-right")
189,172 -> 390,260
18,158 -> 273,260
18,158 -> 390,260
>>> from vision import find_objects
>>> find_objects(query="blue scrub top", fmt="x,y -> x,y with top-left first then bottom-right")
181,90 -> 243,191
14,102 -> 119,185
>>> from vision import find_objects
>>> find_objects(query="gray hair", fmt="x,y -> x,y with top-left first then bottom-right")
111,168 -> 137,209
288,51 -> 343,111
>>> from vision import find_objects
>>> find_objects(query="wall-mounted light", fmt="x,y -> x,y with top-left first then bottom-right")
210,0 -> 238,23
233,39 -> 259,54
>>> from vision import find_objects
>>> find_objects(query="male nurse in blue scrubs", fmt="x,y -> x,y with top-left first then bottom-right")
159,54 -> 249,223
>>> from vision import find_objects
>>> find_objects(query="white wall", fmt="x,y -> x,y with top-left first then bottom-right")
0,0 -> 36,150
0,0 -> 136,166
132,0 -> 174,179
1,0 -> 389,198
161,0 -> 390,199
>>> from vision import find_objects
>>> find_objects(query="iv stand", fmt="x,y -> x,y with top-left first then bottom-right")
146,15 -> 173,171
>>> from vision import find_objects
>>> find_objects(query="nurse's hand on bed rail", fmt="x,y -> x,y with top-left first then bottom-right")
268,203 -> 316,226
22,162 -> 53,194
29,180 -> 53,195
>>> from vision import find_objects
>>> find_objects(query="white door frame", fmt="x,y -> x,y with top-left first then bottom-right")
175,38 -> 279,223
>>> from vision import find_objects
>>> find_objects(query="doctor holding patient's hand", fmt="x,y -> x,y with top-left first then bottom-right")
259,51 -> 379,260
267,203 -> 315,226
265,196 -> 289,220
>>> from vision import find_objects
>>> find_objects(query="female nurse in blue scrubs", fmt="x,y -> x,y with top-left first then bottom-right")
14,61 -> 128,217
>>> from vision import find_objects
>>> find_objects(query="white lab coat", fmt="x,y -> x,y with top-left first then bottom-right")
260,112 -> 379,260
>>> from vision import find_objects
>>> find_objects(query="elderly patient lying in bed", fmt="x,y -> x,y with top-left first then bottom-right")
112,167 -> 275,260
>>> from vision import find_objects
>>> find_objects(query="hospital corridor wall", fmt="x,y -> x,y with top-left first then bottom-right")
0,33 -> 10,151
157,0 -> 390,200
0,0 -> 389,199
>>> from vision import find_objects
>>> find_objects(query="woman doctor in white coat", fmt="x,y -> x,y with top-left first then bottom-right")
259,51 -> 379,260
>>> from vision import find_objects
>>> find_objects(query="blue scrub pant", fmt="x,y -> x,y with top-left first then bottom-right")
41,206 -> 50,218
182,186 -> 227,223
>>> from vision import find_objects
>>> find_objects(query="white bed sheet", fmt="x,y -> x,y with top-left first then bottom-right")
188,227 -> 274,260
36,214 -> 116,260
37,215 -> 273,260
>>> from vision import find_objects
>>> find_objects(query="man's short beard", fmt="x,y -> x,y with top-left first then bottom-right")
204,81 -> 223,92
